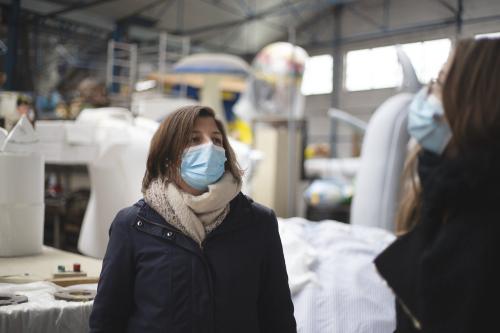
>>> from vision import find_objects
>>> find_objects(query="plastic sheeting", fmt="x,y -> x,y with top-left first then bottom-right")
1,116 -> 38,153
0,282 -> 97,333
78,114 -> 158,258
350,93 -> 412,232
0,127 -> 8,147
0,116 -> 44,257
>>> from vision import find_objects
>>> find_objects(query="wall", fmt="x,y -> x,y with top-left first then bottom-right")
300,0 -> 500,157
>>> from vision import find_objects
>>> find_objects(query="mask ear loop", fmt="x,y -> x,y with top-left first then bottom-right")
428,78 -> 450,128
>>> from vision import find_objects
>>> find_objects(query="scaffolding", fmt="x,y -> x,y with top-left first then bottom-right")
106,32 -> 190,108
157,32 -> 190,76
106,40 -> 138,108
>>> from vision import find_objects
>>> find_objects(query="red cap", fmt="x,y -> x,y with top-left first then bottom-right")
73,263 -> 81,272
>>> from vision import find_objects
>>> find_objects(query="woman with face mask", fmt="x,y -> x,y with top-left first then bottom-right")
89,106 -> 296,333
375,38 -> 500,332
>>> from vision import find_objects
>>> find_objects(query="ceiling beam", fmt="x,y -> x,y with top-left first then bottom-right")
9,3 -> 112,38
283,0 -> 304,22
42,0 -> 117,18
197,0 -> 287,34
236,0 -> 254,16
272,3 -> 337,43
117,0 -> 171,24
176,0 -> 310,36
345,4 -> 384,30
434,0 -> 458,14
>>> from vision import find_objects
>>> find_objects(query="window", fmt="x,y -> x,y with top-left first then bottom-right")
401,38 -> 451,83
475,31 -> 500,39
301,55 -> 333,95
345,46 -> 401,91
344,38 -> 451,91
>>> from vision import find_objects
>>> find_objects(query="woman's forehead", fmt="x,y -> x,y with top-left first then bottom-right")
193,117 -> 221,134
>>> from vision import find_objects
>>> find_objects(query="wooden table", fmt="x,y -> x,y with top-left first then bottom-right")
0,246 -> 102,286
0,247 -> 102,332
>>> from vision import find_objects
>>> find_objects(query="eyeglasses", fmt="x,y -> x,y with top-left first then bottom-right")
428,77 -> 443,96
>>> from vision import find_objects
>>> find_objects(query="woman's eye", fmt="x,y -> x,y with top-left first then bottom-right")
191,137 -> 200,144
213,138 -> 223,146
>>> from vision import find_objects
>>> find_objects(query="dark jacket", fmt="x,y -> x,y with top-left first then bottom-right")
89,193 -> 296,333
375,149 -> 500,332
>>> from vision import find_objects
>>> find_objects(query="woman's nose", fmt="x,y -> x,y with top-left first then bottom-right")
200,135 -> 213,145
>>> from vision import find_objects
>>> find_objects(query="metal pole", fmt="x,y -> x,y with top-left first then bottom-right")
157,32 -> 167,94
287,26 -> 297,218
5,0 -> 21,90
129,43 -> 138,107
383,0 -> 391,31
330,5 -> 343,157
181,36 -> 190,97
158,32 -> 167,74
106,40 -> 114,92
110,23 -> 126,94
456,0 -> 463,37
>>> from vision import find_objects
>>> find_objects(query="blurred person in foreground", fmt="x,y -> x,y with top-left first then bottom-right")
376,37 -> 500,332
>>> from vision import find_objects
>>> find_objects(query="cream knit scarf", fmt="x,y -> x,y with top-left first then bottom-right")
143,172 -> 241,246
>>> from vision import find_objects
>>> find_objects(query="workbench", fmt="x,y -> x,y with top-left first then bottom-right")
0,246 -> 102,333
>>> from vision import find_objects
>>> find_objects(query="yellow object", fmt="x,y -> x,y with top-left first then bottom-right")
148,72 -> 247,93
304,146 -> 315,159
228,118 -> 253,144
304,143 -> 331,159
310,193 -> 321,206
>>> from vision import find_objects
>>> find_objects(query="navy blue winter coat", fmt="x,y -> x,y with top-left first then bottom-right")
89,193 -> 296,333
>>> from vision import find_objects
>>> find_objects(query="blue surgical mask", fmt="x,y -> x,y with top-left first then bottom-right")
408,87 -> 452,155
180,142 -> 227,191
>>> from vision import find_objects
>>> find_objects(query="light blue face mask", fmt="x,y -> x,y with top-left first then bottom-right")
408,87 -> 452,155
180,142 -> 227,191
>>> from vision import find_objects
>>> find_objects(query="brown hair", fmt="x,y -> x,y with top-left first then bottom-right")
442,38 -> 500,152
395,38 -> 500,233
395,145 -> 422,234
142,105 -> 242,192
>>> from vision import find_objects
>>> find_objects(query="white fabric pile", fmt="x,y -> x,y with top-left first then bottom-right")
278,217 -> 396,333
0,282 -> 97,333
278,219 -> 318,295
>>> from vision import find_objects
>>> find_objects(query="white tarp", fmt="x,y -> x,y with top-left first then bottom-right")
0,282 -> 97,333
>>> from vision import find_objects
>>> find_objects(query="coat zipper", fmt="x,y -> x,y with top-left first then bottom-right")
200,239 -> 216,333
396,296 -> 422,331
376,264 -> 422,331
138,215 -> 217,332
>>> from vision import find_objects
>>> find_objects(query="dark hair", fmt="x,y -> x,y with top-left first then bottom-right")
142,105 -> 242,192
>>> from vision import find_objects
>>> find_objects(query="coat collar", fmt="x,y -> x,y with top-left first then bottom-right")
134,193 -> 254,254
374,224 -> 428,323
418,148 -> 500,217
